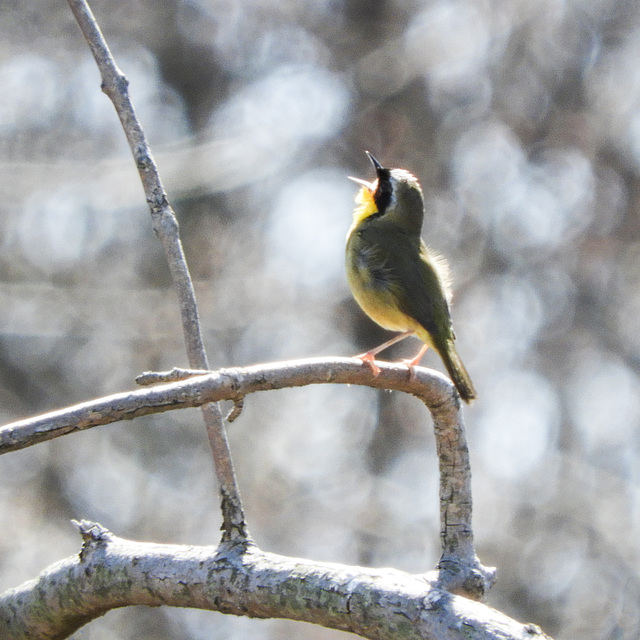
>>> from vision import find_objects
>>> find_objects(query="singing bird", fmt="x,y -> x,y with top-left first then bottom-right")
345,152 -> 476,403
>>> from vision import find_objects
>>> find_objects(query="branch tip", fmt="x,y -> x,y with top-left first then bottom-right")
226,397 -> 245,423
72,519 -> 110,541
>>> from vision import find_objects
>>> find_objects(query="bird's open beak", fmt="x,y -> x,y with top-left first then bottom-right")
348,151 -> 384,190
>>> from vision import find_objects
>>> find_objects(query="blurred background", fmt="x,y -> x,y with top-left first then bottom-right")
1,0 -> 639,638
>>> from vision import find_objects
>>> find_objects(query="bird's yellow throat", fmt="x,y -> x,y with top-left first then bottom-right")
352,183 -> 378,225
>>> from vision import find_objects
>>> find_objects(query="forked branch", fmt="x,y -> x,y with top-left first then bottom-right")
0,1 -> 517,638
0,358 -> 494,598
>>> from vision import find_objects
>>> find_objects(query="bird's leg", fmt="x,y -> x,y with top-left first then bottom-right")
355,331 -> 414,376
402,343 -> 430,381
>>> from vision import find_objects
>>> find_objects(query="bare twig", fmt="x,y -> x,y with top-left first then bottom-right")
225,396 -> 245,423
0,520 -> 547,640
0,358 -> 494,598
66,0 -> 246,541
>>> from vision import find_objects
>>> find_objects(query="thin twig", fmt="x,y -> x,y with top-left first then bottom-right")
66,0 -> 246,542
225,396 -> 245,423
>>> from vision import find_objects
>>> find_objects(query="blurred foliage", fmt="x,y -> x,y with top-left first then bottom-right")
1,0 -> 640,638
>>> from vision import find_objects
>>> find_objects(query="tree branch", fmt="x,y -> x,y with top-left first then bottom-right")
20,2 -> 505,636
0,358 -> 494,598
0,520 -> 547,640
65,0 -> 246,541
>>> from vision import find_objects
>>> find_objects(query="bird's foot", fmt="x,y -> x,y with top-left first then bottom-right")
355,351 -> 381,376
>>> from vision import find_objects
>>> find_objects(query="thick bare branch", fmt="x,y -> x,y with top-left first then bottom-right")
0,520 -> 548,640
65,0 -> 245,540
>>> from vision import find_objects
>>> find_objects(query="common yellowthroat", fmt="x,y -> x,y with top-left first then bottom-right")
345,152 -> 476,403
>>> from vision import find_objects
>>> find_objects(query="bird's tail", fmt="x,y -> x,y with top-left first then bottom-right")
437,340 -> 477,403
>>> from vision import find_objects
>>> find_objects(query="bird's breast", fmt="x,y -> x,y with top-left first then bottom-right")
345,234 -> 419,333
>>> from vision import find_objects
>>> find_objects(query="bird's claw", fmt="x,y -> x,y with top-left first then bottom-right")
400,359 -> 419,381
356,352 -> 381,376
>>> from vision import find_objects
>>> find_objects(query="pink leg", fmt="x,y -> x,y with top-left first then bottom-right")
402,343 -> 430,380
355,331 -> 414,376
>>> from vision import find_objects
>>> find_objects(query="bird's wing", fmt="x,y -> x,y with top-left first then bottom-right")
388,238 -> 454,341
